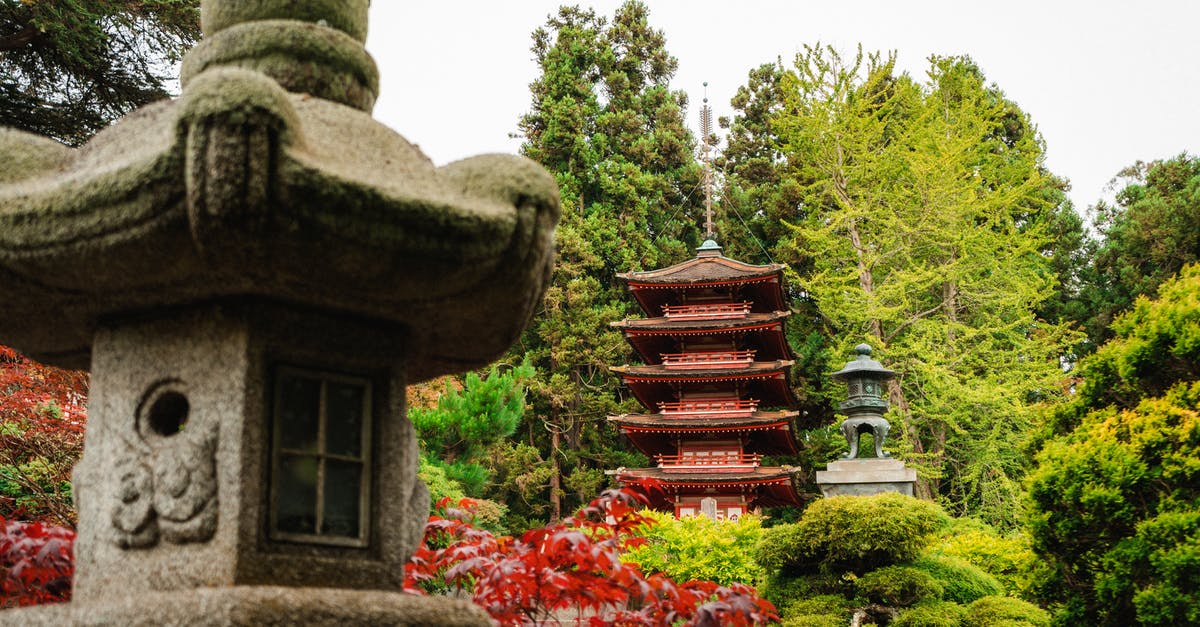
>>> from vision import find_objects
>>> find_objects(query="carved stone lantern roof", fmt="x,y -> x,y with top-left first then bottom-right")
831,343 -> 896,382
0,0 -> 558,382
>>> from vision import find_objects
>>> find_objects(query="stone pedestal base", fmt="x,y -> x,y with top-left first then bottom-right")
0,586 -> 490,626
815,458 -> 916,497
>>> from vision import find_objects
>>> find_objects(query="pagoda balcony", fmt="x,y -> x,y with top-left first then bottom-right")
657,398 -> 759,418
660,349 -> 756,369
661,302 -> 752,320
655,452 -> 763,473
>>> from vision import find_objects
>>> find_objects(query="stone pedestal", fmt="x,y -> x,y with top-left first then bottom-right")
815,458 -> 917,497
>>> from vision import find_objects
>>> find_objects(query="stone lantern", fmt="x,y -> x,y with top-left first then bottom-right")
815,344 -> 916,497
831,343 -> 895,459
0,1 -> 557,624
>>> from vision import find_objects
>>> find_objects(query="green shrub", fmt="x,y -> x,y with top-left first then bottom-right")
966,596 -> 1051,627
892,601 -> 966,627
927,519 -> 1037,597
912,554 -> 1003,604
854,565 -> 944,607
779,594 -> 852,627
622,509 -> 765,586
760,571 -> 847,613
756,493 -> 951,573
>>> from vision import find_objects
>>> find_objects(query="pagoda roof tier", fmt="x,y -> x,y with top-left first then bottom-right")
613,311 -> 794,364
611,361 -> 798,410
615,467 -> 803,508
617,255 -> 784,287
608,410 -> 802,456
618,255 -> 787,315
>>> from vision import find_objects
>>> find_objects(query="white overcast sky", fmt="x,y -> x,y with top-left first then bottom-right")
364,1 -> 1199,214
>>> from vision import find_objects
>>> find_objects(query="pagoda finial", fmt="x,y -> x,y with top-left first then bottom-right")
700,82 -> 715,240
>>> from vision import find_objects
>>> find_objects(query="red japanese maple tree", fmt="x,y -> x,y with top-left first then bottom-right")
405,488 -> 778,626
0,345 -> 87,527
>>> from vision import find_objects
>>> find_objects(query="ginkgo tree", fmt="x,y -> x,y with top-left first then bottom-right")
741,46 -> 1081,528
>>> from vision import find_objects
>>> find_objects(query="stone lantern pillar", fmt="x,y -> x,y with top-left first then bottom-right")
0,1 -> 558,624
815,345 -> 916,497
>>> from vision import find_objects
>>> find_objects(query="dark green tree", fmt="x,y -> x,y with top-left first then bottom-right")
513,1 -> 702,524
1027,265 -> 1200,626
1072,154 -> 1200,349
0,0 -> 200,145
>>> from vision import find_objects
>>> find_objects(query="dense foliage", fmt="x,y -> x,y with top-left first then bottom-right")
757,493 -> 1045,626
623,509 -> 765,586
404,489 -> 778,626
0,0 -> 200,145
1070,154 -> 1200,348
1028,265 -> 1200,626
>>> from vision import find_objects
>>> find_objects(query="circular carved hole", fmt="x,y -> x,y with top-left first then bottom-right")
146,391 -> 190,436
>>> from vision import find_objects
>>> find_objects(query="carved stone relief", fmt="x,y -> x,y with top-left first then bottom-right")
112,380 -> 218,548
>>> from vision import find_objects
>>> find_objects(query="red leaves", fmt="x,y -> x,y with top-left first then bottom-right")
0,517 -> 75,607
0,345 -> 88,526
405,488 -> 778,626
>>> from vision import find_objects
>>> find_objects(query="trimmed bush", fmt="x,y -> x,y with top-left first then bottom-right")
854,565 -> 944,607
892,601 -> 966,627
912,554 -> 1003,604
779,594 -> 852,627
966,595 -> 1051,627
760,571 -> 847,614
756,493 -> 951,573
927,520 -> 1037,597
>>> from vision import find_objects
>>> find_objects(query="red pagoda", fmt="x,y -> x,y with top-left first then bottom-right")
608,239 -> 810,520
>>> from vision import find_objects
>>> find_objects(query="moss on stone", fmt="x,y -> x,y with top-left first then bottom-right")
182,20 -> 379,111
200,0 -> 370,42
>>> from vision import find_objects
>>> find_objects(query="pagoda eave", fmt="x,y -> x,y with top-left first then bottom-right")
609,410 -> 801,456
616,467 -> 803,508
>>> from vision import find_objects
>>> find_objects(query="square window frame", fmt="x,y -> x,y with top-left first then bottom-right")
268,365 -> 373,548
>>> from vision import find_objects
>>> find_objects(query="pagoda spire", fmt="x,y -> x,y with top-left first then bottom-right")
700,82 -> 715,241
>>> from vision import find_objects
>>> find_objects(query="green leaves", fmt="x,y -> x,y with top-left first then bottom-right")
728,46 -> 1080,526
1027,268 -> 1200,624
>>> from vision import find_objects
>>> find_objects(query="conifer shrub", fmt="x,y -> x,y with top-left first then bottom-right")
926,519 -> 1036,597
965,595 -> 1051,626
911,555 -> 1003,604
891,600 -> 967,627
776,594 -> 852,627
760,571 -> 847,614
854,565 -> 944,607
756,493 -> 951,573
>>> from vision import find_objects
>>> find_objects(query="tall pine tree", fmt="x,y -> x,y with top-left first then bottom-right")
510,1 -> 702,524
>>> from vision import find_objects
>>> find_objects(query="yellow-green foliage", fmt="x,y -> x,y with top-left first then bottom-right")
623,510 -> 765,586
756,493 -> 951,573
854,565 -> 944,607
911,555 -> 1003,604
777,595 -> 853,627
926,519 -> 1037,597
892,601 -> 967,627
966,596 -> 1051,626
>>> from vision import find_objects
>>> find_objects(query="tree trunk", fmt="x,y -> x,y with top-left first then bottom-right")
549,426 -> 562,523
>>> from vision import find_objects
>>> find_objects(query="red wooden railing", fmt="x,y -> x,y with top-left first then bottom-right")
655,451 -> 762,472
657,398 -> 758,417
660,349 -> 755,369
661,302 -> 751,320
